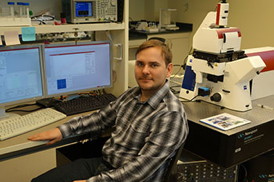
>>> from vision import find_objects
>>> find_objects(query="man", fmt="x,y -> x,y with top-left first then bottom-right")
29,39 -> 188,182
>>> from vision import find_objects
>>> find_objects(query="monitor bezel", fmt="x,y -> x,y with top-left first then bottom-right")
0,44 -> 45,108
42,40 -> 113,98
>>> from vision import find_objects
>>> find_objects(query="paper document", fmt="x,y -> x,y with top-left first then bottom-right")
4,31 -> 20,45
200,113 -> 251,131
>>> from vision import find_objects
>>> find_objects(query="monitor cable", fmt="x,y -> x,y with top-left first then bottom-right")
6,103 -> 43,113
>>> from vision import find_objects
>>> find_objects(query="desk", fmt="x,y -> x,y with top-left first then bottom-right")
183,95 -> 274,168
0,110 -> 98,182
0,111 -> 95,162
1,96 -> 273,181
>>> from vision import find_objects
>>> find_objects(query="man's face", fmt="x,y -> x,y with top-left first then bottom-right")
135,47 -> 173,93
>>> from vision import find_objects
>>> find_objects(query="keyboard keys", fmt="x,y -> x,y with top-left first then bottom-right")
0,108 -> 66,140
54,94 -> 117,116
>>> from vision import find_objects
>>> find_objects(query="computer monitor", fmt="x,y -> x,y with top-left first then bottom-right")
0,44 -> 44,118
43,41 -> 112,97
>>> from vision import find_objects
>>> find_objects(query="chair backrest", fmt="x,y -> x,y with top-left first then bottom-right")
163,143 -> 185,182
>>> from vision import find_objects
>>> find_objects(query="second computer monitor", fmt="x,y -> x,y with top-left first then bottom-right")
43,41 -> 112,97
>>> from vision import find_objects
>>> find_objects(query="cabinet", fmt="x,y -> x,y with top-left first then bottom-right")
0,0 -> 129,97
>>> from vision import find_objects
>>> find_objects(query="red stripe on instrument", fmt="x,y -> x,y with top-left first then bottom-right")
247,50 -> 274,72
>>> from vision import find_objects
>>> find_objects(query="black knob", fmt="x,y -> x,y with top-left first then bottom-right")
210,93 -> 222,102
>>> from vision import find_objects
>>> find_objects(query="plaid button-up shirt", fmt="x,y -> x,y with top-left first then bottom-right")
59,82 -> 188,182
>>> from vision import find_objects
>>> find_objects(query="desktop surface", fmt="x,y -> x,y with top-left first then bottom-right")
1,94 -> 273,169
0,90 -> 116,161
0,108 -> 95,161
183,95 -> 274,136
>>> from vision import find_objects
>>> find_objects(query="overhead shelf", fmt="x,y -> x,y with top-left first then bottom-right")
0,22 -> 125,35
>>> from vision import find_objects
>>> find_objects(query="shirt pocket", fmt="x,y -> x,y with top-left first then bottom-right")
126,121 -> 150,150
130,120 -> 150,133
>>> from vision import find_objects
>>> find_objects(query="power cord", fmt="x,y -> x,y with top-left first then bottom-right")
179,95 -> 199,102
6,103 -> 43,112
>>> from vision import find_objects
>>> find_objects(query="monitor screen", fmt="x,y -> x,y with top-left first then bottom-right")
75,1 -> 93,17
0,45 -> 43,107
43,41 -> 112,97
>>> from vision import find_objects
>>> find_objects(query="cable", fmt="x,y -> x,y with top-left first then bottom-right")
105,30 -> 113,44
6,103 -> 44,113
172,64 -> 183,67
179,95 -> 199,102
170,46 -> 193,79
5,107 -> 43,113
5,103 -> 37,112
238,164 -> 248,182
31,14 -> 55,25
170,63 -> 183,79
170,86 -> 181,95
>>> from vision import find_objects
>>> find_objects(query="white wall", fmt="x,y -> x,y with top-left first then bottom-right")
228,0 -> 274,48
129,0 -> 168,21
129,0 -> 146,21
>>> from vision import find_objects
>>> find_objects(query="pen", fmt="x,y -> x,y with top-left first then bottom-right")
257,104 -> 274,110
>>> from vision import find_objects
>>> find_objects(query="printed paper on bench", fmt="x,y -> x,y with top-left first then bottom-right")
200,113 -> 251,131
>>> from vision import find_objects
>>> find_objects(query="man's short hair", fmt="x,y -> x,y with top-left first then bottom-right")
135,39 -> 173,66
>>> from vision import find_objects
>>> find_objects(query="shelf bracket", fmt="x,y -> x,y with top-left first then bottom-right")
113,43 -> 123,61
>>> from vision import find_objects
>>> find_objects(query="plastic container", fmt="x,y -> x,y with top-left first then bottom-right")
8,2 -> 15,18
16,2 -> 23,17
22,2 -> 30,18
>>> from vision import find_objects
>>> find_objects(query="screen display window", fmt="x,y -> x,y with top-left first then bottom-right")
0,46 -> 43,106
75,2 -> 93,17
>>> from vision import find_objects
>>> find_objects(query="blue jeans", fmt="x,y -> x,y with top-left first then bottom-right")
31,157 -> 113,182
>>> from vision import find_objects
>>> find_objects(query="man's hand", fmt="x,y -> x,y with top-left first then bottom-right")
28,128 -> 63,145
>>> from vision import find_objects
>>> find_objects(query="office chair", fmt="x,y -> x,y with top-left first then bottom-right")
163,143 -> 185,182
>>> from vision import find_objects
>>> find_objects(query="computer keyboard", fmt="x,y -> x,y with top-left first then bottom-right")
54,93 -> 117,116
0,108 -> 66,141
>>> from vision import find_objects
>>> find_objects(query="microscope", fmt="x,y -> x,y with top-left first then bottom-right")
179,0 -> 266,111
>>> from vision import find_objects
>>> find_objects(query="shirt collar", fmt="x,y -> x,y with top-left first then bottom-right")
133,81 -> 170,109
